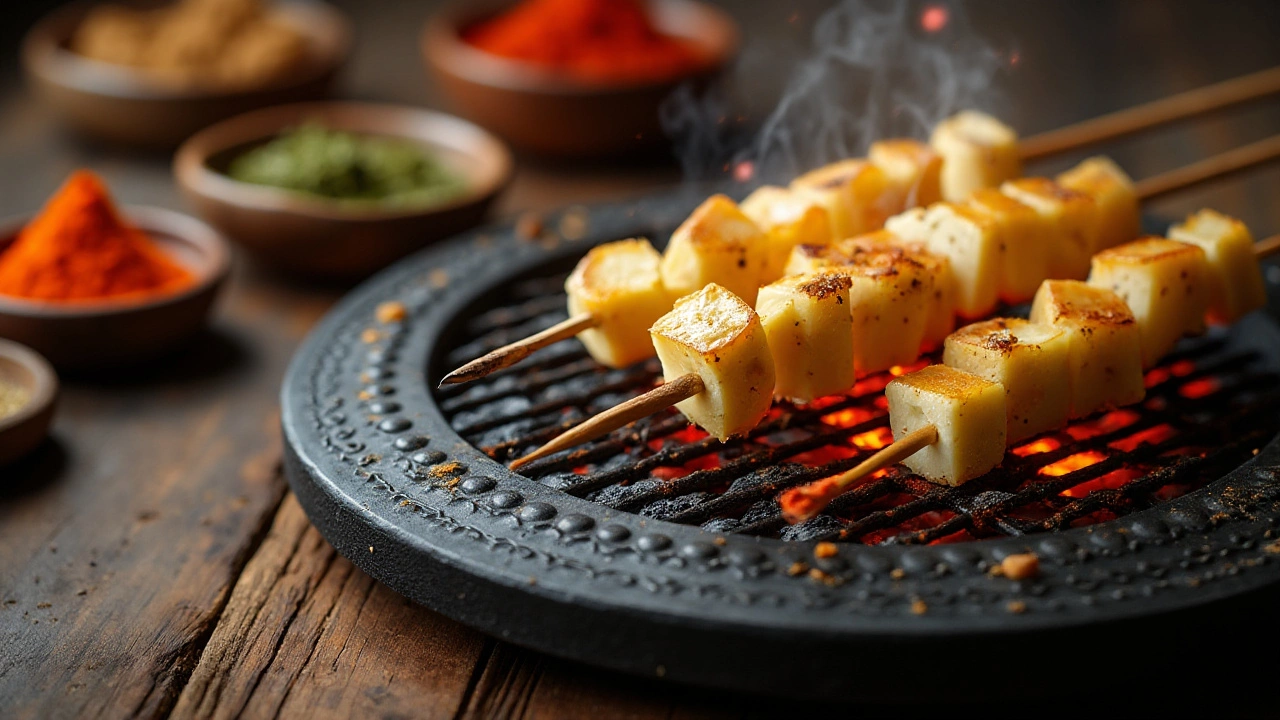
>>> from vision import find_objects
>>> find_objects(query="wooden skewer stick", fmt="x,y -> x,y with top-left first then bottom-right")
508,373 -> 705,471
1019,66 -> 1280,161
777,234 -> 1280,524
779,425 -> 939,525
1135,135 -> 1280,201
439,312 -> 598,387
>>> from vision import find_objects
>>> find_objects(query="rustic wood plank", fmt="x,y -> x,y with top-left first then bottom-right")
0,274 -> 335,719
171,493 -> 486,720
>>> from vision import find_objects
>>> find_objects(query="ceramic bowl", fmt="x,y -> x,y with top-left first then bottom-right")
0,339 -> 58,466
0,206 -> 231,371
422,0 -> 738,159
174,101 -> 512,280
21,0 -> 351,149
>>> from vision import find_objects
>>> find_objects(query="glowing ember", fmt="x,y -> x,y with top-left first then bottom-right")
1179,377 -> 1221,399
1109,424 -> 1178,452
1061,467 -> 1144,498
1170,359 -> 1196,377
1144,367 -> 1171,388
919,4 -> 949,32
1012,437 -> 1061,457
821,407 -> 876,428
733,160 -> 755,183
780,477 -> 842,524
1063,409 -> 1140,441
572,465 -> 590,475
851,426 -> 893,450
1039,450 -> 1107,477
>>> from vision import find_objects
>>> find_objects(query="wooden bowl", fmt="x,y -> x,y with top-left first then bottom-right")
422,0 -> 739,159
0,206 -> 231,371
21,0 -> 351,149
0,340 -> 57,466
173,102 -> 513,280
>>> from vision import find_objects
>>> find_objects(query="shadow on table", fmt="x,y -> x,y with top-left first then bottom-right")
0,436 -> 67,503
59,326 -> 251,389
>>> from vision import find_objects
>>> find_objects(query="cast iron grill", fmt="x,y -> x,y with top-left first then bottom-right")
439,272 -> 1280,546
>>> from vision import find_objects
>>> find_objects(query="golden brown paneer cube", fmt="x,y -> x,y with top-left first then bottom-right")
966,188 -> 1051,304
756,273 -> 854,402
649,284 -> 776,441
566,238 -> 673,368
1168,209 -> 1267,325
741,185 -> 834,284
1029,280 -> 1145,418
929,111 -> 1022,202
1088,237 -> 1211,368
1001,177 -> 1099,280
791,159 -> 895,239
869,139 -> 943,213
660,194 -> 768,305
944,318 -> 1072,443
843,249 -> 934,374
838,232 -> 956,350
886,365 -> 1008,486
884,203 -> 1001,318
1057,156 -> 1140,253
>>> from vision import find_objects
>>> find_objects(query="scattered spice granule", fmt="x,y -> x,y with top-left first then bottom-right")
1264,540 -> 1280,555
787,561 -> 809,577
890,568 -> 906,580
1007,600 -> 1028,614
376,301 -> 407,324
428,268 -> 450,289
910,599 -> 928,615
712,536 -> 727,546
807,568 -> 840,586
361,328 -> 382,343
37,602 -> 51,609
357,390 -> 374,401
814,542 -> 838,559
516,212 -> 543,240
368,546 -> 374,553
429,461 -> 463,479
1001,553 -> 1040,580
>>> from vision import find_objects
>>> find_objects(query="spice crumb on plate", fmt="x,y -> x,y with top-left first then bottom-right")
376,301 -> 407,324
1000,553 -> 1040,580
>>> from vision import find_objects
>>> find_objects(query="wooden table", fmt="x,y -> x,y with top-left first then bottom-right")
2,1 -> 1279,718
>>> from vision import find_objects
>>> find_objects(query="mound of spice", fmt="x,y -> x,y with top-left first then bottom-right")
462,0 -> 706,84
72,0 -> 308,90
0,378 -> 29,421
226,123 -> 468,208
0,171 -> 194,302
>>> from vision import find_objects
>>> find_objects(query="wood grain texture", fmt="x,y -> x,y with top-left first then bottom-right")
171,494 -> 485,720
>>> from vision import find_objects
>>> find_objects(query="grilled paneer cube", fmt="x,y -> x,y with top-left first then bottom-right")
884,203 -> 1001,318
650,284 -> 776,441
791,159 -> 894,239
756,273 -> 854,402
929,111 -> 1022,202
565,238 -> 672,368
1168,209 -> 1267,325
839,232 -> 956,350
741,185 -> 834,284
966,188 -> 1050,303
1088,237 -> 1211,368
869,139 -> 943,213
660,194 -> 768,305
1057,156 -> 1140,253
886,365 -> 1007,486
1029,280 -> 1145,418
944,318 -> 1072,443
1001,177 -> 1099,280
844,249 -> 934,374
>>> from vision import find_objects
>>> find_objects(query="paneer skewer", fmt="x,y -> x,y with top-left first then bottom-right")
443,130 -> 1277,387
780,228 -> 1278,523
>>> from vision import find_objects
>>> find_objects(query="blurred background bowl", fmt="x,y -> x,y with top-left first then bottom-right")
0,206 -> 230,371
21,0 -> 351,149
174,101 -> 513,280
423,0 -> 739,160
0,339 -> 57,466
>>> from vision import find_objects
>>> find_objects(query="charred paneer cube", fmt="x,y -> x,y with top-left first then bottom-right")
1088,237 -> 1211,368
566,238 -> 672,368
869,139 -> 943,213
884,203 -> 1002,319
966,188 -> 1050,304
791,159 -> 895,239
944,318 -> 1072,443
756,273 -> 854,402
1168,209 -> 1267,325
930,111 -> 1022,202
649,284 -> 776,441
886,365 -> 1008,486
1001,177 -> 1099,281
1057,156 -> 1140,253
741,185 -> 834,284
660,194 -> 768,305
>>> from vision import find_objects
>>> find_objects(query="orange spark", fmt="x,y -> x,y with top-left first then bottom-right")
1039,450 -> 1107,477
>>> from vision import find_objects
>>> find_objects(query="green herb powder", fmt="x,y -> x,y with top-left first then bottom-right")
227,124 -> 468,208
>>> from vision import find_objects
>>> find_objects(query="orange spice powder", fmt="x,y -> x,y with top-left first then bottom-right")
0,171 -> 193,302
462,0 -> 705,83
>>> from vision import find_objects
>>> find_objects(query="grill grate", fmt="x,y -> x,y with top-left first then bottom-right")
438,273 -> 1280,546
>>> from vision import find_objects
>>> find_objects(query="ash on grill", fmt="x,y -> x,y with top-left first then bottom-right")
438,274 -> 1280,545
